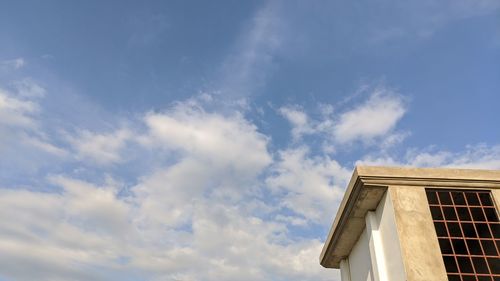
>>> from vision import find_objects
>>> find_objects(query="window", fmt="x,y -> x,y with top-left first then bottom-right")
426,189 -> 500,281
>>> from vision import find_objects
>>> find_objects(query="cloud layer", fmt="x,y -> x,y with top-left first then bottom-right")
1,73 -> 499,281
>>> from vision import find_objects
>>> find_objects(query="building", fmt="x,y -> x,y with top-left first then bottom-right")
320,166 -> 500,281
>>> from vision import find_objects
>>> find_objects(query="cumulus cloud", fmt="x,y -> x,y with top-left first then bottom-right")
279,106 -> 313,140
68,129 -> 132,166
141,102 -> 272,178
266,146 -> 351,224
333,88 -> 406,144
0,181 -> 129,281
278,86 -> 408,150
0,96 -> 339,280
1,70 -> 497,281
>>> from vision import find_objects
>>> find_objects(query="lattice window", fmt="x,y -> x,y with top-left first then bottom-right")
426,189 -> 500,281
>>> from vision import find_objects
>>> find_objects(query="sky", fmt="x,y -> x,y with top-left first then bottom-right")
0,0 -> 499,280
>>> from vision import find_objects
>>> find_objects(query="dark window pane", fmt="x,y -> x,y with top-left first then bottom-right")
482,240 -> 498,256
431,206 -> 444,220
426,191 -> 439,204
473,257 -> 490,274
466,239 -> 483,255
448,223 -> 462,237
444,207 -> 458,220
462,223 -> 478,238
457,207 -> 472,221
439,239 -> 453,254
457,256 -> 474,273
485,208 -> 499,222
466,193 -> 481,206
479,193 -> 494,206
477,223 -> 492,238
440,192 -> 453,205
428,190 -> 500,279
452,192 -> 466,205
472,207 -> 487,221
491,224 -> 500,237
434,222 -> 448,237
444,256 -> 458,273
462,275 -> 476,281
452,239 -> 468,254
487,257 -> 500,274
462,275 -> 477,281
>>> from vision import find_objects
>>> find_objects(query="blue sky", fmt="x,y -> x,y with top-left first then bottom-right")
0,1 -> 499,280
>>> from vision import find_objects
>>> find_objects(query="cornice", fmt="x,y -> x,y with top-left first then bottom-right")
320,166 -> 500,268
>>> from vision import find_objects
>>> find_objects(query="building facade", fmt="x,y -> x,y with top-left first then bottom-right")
320,166 -> 500,281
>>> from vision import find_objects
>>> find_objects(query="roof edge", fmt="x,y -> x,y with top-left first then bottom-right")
320,166 -> 500,268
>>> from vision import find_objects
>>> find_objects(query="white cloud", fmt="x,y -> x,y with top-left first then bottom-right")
0,88 -> 38,129
4,68 -> 498,281
277,86 -> 408,151
358,144 -> 500,170
266,146 -> 350,224
333,88 -> 406,144
0,84 -> 67,158
216,1 -> 286,98
0,92 -> 345,280
0,58 -> 25,70
279,106 -> 314,140
0,182 -> 129,281
12,78 -> 46,98
0,83 -> 69,181
141,102 -> 272,177
445,144 -> 500,169
21,135 -> 68,157
68,128 -> 132,166
3,84 -> 500,281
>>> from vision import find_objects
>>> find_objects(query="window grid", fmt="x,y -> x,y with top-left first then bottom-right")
426,189 -> 500,281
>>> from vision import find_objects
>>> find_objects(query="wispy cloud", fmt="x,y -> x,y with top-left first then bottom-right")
216,1 -> 286,99
368,0 -> 500,42
0,58 -> 25,70
358,144 -> 500,170
0,88 -> 39,128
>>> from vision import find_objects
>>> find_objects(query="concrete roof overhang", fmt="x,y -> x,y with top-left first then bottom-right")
319,166 -> 500,268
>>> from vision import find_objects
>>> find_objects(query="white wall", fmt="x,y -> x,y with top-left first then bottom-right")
347,227 -> 372,281
344,191 -> 405,281
375,191 -> 405,280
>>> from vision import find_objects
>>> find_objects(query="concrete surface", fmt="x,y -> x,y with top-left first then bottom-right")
320,166 -> 500,270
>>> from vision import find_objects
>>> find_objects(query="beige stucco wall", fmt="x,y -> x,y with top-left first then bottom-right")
492,189 -> 500,212
389,186 -> 448,281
